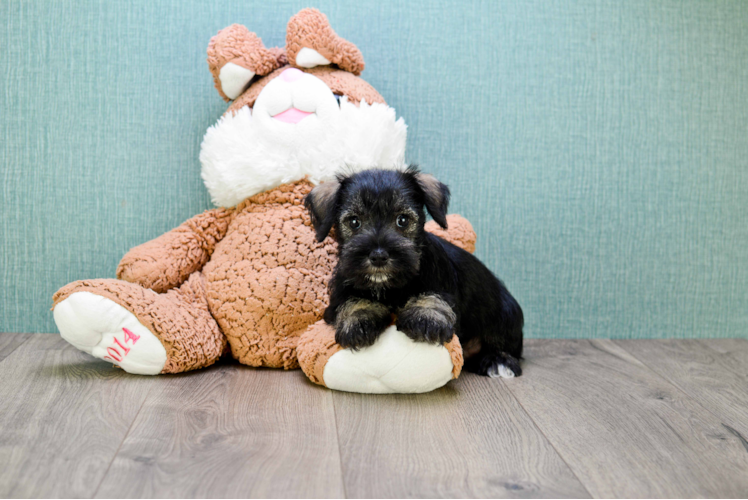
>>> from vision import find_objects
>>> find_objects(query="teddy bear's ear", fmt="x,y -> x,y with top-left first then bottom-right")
207,24 -> 286,101
285,8 -> 365,75
413,170 -> 451,229
304,179 -> 341,242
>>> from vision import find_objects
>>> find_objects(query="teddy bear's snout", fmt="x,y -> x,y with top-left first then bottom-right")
280,68 -> 304,83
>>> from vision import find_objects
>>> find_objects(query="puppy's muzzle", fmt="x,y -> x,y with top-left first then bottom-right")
368,248 -> 390,268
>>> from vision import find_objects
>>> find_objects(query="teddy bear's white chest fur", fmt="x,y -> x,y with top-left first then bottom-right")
199,99 -> 407,208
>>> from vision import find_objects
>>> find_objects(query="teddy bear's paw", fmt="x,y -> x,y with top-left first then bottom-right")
53,291 -> 167,375
323,325 -> 455,394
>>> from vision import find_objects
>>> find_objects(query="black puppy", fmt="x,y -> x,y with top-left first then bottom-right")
305,167 -> 523,377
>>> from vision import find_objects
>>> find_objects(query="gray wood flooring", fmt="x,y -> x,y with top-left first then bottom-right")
1,334 -> 747,498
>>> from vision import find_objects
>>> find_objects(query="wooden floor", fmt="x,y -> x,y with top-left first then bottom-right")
1,334 -> 747,498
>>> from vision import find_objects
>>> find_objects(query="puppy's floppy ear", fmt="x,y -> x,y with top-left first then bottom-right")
304,179 -> 341,241
414,172 -> 450,229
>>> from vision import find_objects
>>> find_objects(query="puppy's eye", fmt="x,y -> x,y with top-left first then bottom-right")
349,217 -> 361,230
396,214 -> 409,228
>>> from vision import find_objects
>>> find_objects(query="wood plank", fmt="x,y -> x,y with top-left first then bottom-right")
696,338 -> 748,377
333,372 -> 591,498
0,333 -> 31,363
615,339 -> 748,439
505,339 -> 748,498
0,334 -> 155,498
95,364 -> 345,498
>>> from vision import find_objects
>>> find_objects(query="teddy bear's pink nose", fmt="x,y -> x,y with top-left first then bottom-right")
281,68 -> 304,83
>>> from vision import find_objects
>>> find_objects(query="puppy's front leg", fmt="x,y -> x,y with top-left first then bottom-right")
396,293 -> 456,344
333,298 -> 392,350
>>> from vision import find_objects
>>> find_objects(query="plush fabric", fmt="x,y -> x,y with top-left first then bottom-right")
203,180 -> 337,369
286,8 -> 365,76
207,24 -> 284,101
226,65 -> 386,113
297,321 -> 464,391
53,272 -> 226,374
53,291 -> 169,375
200,99 -> 406,207
298,324 -> 462,394
296,320 -> 344,386
295,48 -> 331,69
116,207 -> 234,292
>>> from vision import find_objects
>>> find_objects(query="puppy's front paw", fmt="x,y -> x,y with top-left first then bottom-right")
396,311 -> 454,344
335,317 -> 387,350
334,298 -> 391,350
396,294 -> 456,344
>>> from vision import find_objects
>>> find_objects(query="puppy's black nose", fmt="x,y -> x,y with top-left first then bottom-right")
369,248 -> 390,267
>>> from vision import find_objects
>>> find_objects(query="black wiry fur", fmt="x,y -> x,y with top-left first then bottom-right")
305,167 -> 524,377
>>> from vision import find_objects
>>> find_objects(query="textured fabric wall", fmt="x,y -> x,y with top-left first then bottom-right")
2,0 -> 747,336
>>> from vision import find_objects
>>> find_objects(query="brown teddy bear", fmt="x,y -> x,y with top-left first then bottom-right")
52,8 -> 476,393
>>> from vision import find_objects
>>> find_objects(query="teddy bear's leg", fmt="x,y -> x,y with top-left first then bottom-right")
52,272 -> 226,375
297,320 -> 463,394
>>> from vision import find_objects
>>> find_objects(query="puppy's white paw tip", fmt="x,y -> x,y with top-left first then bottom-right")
488,363 -> 515,379
54,292 -> 167,375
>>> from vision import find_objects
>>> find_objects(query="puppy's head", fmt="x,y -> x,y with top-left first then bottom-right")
305,167 -> 450,290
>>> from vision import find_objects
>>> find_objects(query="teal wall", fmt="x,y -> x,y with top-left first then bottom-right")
2,0 -> 747,337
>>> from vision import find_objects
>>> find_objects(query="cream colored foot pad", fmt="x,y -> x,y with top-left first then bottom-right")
54,292 -> 167,375
323,325 -> 455,394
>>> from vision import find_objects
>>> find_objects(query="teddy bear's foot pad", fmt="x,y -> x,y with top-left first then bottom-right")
54,291 -> 167,375
323,326 -> 455,394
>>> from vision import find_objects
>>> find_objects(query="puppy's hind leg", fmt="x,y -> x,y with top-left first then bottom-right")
487,351 -> 522,378
464,349 -> 522,378
464,288 -> 524,378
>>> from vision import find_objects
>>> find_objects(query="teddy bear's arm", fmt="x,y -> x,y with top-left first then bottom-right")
425,214 -> 477,254
116,208 -> 234,293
